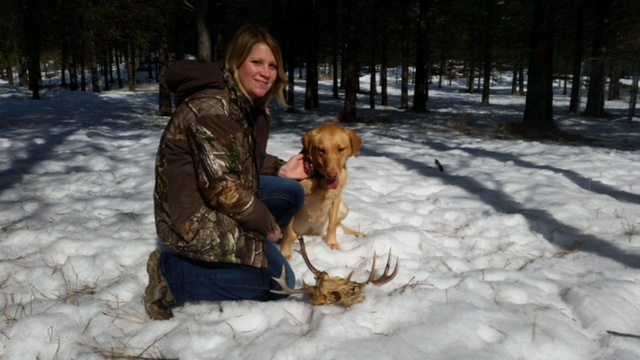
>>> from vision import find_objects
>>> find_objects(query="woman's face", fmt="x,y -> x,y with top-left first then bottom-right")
238,42 -> 277,100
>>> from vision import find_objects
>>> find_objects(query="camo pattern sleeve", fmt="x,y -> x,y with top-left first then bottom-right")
187,112 -> 278,236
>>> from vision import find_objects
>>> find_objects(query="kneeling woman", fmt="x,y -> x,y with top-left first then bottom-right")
145,25 -> 308,320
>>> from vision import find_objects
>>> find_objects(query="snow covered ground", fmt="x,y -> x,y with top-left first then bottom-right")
1,75 -> 639,359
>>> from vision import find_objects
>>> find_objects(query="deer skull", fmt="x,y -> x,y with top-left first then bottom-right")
272,237 -> 399,307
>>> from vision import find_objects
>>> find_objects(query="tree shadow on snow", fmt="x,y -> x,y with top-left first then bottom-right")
360,136 -> 640,270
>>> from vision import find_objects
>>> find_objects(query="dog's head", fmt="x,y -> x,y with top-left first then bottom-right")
301,124 -> 363,189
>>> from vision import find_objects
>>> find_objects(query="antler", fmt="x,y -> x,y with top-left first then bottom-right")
296,237 -> 323,276
271,237 -> 324,295
365,250 -> 399,285
272,237 -> 400,307
346,248 -> 399,285
271,265 -> 315,295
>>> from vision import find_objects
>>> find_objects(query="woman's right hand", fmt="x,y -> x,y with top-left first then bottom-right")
266,225 -> 282,243
278,153 -> 309,180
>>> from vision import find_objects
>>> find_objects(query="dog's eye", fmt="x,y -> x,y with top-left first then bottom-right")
319,148 -> 327,154
338,147 -> 345,153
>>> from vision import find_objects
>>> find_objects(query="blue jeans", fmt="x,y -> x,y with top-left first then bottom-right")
161,176 -> 305,305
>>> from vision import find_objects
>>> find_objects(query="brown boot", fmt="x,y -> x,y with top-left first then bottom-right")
144,250 -> 175,320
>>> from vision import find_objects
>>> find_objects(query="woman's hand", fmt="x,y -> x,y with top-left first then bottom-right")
266,225 -> 282,243
278,153 -> 309,180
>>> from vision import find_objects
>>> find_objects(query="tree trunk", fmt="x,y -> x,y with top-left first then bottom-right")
286,51 -> 295,112
19,58 -> 28,87
69,59 -> 78,91
400,8 -> 410,110
90,60 -> 101,93
8,67 -> 14,86
481,0 -> 496,105
211,1 -> 225,62
109,48 -> 115,84
80,60 -> 86,92
438,57 -> 445,88
5,58 -> 14,85
522,0 -> 555,130
518,65 -> 525,95
61,39 -> 69,88
380,54 -> 388,106
569,0 -> 585,113
305,0 -> 319,110
562,59 -> 568,95
69,21 -> 79,91
195,1 -> 212,62
115,46 -> 123,89
24,0 -> 40,99
341,0 -> 358,122
147,57 -> 153,80
369,1 -> 378,110
79,17 -> 87,92
608,62 -> 620,100
285,0 -> 297,111
158,32 -> 173,116
467,62 -> 475,93
331,0 -> 339,99
585,0 -> 611,118
128,44 -> 137,91
379,0 -> 388,105
412,0 -> 429,112
102,57 -> 110,91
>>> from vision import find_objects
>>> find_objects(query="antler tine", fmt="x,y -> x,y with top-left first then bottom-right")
367,249 -> 400,286
365,251 -> 379,283
271,265 -> 315,295
346,269 -> 356,281
296,237 -> 323,276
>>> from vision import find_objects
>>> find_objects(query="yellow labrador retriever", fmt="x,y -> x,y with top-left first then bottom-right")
280,124 -> 365,259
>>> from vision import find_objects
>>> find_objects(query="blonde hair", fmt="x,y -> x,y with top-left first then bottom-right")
225,24 -> 287,109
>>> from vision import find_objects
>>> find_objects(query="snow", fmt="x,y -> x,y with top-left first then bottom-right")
1,74 -> 639,360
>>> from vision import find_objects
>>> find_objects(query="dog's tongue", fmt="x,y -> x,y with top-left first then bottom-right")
326,178 -> 340,190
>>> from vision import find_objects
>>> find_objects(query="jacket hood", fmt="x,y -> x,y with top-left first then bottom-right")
167,60 -> 227,106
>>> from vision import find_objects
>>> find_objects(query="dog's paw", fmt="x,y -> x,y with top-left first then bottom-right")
328,242 -> 342,250
280,248 -> 294,260
340,225 -> 365,238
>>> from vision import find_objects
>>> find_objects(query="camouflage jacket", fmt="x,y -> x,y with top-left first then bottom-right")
154,60 -> 285,268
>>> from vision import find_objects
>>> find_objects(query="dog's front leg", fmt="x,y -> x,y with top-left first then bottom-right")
280,221 -> 298,260
326,199 -> 342,250
338,202 -> 364,238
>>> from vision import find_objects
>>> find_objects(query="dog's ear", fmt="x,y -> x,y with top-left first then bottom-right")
301,130 -> 316,155
349,130 -> 363,157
